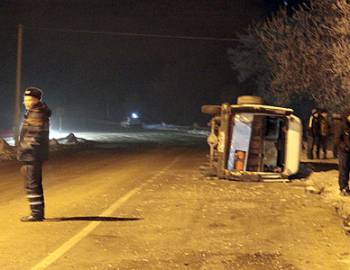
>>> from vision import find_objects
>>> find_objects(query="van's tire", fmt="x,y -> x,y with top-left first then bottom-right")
237,96 -> 263,105
201,105 -> 221,115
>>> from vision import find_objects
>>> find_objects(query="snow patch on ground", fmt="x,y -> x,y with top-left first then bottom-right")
0,127 -> 207,160
3,137 -> 14,146
143,124 -> 209,136
0,138 -> 15,160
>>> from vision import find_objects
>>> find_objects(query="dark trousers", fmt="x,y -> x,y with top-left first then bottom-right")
20,161 -> 45,218
307,136 -> 316,159
338,151 -> 350,191
333,143 -> 338,158
316,136 -> 328,159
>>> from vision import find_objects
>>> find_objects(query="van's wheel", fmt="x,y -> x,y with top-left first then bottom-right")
236,96 -> 263,105
201,105 -> 221,115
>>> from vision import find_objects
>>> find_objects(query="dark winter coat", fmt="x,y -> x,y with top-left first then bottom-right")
332,114 -> 342,142
319,115 -> 329,137
336,112 -> 350,153
17,102 -> 51,162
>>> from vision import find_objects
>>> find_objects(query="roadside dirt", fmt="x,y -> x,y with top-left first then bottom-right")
49,149 -> 350,269
0,145 -> 349,269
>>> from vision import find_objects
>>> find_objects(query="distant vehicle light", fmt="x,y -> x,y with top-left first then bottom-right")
131,113 -> 139,119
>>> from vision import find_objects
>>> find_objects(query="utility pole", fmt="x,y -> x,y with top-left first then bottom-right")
14,24 -> 23,146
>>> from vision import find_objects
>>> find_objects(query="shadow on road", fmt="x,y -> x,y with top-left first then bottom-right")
306,163 -> 338,172
301,160 -> 338,172
45,216 -> 143,222
289,160 -> 338,180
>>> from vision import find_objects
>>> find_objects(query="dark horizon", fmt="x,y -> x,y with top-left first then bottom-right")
0,0 -> 302,132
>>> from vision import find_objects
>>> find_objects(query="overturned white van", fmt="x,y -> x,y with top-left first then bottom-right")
201,96 -> 302,182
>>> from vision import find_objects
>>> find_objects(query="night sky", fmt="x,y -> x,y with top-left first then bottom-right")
0,0 -> 303,131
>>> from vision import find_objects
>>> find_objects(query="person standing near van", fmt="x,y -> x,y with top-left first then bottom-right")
17,87 -> 51,222
337,111 -> 350,195
307,109 -> 320,159
331,113 -> 342,158
317,109 -> 329,159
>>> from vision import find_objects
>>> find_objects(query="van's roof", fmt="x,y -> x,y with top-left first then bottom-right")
231,104 -> 294,115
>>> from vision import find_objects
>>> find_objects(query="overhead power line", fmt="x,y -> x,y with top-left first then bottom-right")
24,26 -> 240,42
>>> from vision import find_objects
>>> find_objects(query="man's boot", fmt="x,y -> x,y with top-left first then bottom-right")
20,215 -> 44,222
21,204 -> 44,222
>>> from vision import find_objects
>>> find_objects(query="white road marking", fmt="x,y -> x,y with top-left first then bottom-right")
31,156 -> 181,270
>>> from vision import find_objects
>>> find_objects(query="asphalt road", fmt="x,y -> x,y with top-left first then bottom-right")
1,144 -> 350,270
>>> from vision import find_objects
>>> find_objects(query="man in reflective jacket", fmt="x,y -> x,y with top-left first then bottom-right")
17,87 -> 51,221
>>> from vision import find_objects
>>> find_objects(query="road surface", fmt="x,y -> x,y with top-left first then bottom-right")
0,141 -> 350,269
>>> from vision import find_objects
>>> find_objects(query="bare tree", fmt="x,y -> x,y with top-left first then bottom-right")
227,27 -> 272,101
230,0 -> 350,111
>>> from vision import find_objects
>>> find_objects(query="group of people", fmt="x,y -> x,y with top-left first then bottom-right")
307,109 -> 340,160
307,108 -> 350,196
